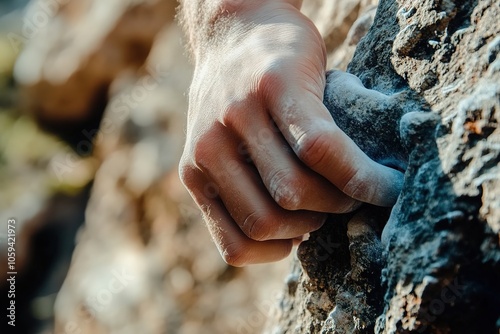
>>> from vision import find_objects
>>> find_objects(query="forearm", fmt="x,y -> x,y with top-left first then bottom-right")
178,0 -> 303,61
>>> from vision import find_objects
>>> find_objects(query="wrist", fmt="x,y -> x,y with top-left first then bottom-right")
218,0 -> 302,14
180,0 -> 303,62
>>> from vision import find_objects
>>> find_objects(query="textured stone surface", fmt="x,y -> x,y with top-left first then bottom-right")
302,0 -> 378,69
270,0 -> 500,333
270,208 -> 388,333
302,0 -> 378,56
14,0 -> 177,146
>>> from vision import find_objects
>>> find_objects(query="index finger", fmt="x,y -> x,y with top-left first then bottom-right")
270,90 -> 404,207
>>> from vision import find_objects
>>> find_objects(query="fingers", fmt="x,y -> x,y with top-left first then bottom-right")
180,121 -> 327,264
215,161 -> 326,241
193,123 -> 326,241
179,164 -> 294,266
205,202 -> 294,266
231,105 -> 360,213
270,90 -> 404,207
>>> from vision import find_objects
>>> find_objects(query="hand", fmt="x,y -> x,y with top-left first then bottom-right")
179,0 -> 403,266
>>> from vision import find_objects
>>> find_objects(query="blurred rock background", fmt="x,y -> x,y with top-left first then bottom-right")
0,0 -> 377,333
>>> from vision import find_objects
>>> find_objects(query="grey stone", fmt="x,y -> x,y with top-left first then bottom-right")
270,0 -> 500,333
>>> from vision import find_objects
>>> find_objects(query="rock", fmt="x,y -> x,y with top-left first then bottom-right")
302,0 -> 378,70
0,187 -> 90,334
302,0 -> 378,56
272,208 -> 389,333
1,13 -> 96,332
323,70 -> 410,172
270,0 -> 500,333
13,0 -> 177,147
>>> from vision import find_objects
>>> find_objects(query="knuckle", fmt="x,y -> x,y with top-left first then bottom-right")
221,242 -> 248,267
242,212 -> 272,241
258,67 -> 280,88
256,63 -> 285,97
268,169 -> 304,211
178,157 -> 199,189
191,130 -> 219,170
218,0 -> 246,15
221,100 -> 245,128
296,130 -> 330,168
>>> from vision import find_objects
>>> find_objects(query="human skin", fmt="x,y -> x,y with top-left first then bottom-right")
178,0 -> 404,266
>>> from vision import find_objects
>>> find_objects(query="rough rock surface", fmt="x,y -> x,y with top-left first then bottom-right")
301,0 -> 378,57
302,0 -> 378,69
270,0 -> 500,333
14,0 -> 177,147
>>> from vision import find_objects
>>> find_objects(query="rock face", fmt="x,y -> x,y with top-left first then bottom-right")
14,0 -> 177,146
301,0 -> 378,54
270,0 -> 500,333
301,0 -> 378,69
